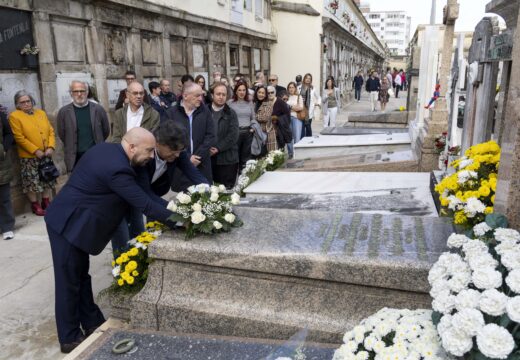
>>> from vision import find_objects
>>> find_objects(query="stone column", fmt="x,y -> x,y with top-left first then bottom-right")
86,19 -> 109,111
417,0 -> 459,171
162,33 -> 172,81
494,4 -> 520,229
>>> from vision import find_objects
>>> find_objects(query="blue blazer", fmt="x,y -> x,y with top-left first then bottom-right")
45,143 -> 174,255
136,150 -> 209,197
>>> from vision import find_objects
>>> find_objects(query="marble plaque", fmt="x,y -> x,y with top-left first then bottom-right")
192,43 -> 205,68
107,79 -> 127,109
52,22 -> 86,62
0,73 -> 40,112
170,38 -> 184,65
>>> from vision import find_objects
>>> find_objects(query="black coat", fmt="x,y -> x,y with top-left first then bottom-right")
366,77 -> 381,92
209,104 -> 239,166
164,102 -> 216,191
272,98 -> 292,147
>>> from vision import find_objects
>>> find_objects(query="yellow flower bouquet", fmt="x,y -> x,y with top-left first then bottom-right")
435,141 -> 500,229
111,221 -> 166,292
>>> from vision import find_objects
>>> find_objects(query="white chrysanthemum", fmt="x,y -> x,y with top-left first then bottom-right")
479,289 -> 508,316
230,192 -> 241,205
428,264 -> 447,285
464,197 -> 486,217
430,280 -> 450,298
190,211 -> 206,224
458,158 -> 474,169
352,325 -> 365,344
472,268 -> 502,290
476,324 -> 515,359
455,289 -> 481,311
345,340 -> 358,353
333,344 -> 355,360
501,248 -> 520,271
505,269 -> 520,293
437,252 -> 464,268
355,351 -> 369,360
473,222 -> 492,237
467,253 -> 498,271
457,170 -> 477,184
342,330 -> 354,343
495,240 -> 519,256
363,335 -> 377,351
451,308 -> 485,337
447,233 -> 471,249
462,240 -> 489,257
440,327 -> 473,357
112,265 -> 120,277
447,271 -> 472,293
436,314 -> 452,335
494,228 -> 520,243
176,192 -> 192,204
373,340 -> 386,353
447,195 -> 463,210
432,291 -> 456,314
506,296 -> 520,322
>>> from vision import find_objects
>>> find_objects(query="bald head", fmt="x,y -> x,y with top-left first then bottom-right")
126,82 -> 145,110
122,127 -> 156,167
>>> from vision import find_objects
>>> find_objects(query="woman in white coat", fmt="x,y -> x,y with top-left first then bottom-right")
322,77 -> 341,128
297,73 -> 321,138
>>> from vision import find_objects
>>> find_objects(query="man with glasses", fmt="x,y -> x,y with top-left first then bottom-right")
268,74 -> 286,98
57,81 -> 110,172
115,70 -> 149,110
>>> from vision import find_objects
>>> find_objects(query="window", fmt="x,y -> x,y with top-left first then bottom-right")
242,46 -> 251,68
244,0 -> 252,11
255,0 -> 262,18
229,46 -> 238,67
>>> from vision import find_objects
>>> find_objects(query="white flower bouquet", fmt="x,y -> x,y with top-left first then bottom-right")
429,223 -> 520,359
167,183 -> 242,239
333,308 -> 453,360
233,150 -> 286,195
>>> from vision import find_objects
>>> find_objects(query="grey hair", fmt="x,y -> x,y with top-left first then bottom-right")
69,80 -> 87,91
267,85 -> 276,93
14,90 -> 35,109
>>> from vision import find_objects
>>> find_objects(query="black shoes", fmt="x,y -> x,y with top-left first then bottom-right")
60,335 -> 86,354
84,326 -> 98,337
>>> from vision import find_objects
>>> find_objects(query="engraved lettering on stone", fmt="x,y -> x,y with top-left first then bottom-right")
368,214 -> 382,258
415,217 -> 428,261
345,213 -> 363,255
392,217 -> 404,256
321,213 -> 342,254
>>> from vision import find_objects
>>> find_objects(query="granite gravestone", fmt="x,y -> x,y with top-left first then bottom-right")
129,207 -> 452,344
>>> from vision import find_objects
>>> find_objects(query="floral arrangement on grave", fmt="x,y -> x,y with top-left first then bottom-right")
333,308 -> 454,359
166,183 -> 243,239
20,44 -> 40,55
233,149 -> 286,195
329,0 -> 339,12
434,140 -> 500,229
111,221 -> 166,291
428,222 -> 520,359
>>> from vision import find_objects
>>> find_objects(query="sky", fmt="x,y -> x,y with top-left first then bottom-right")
364,0 -> 503,35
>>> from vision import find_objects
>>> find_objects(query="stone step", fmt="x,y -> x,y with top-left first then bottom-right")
131,208 -> 452,344
294,133 -> 411,160
320,126 -> 409,135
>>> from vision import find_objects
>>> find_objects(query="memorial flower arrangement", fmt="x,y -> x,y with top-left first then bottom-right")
20,43 -> 40,55
111,221 -> 165,291
233,149 -> 286,195
428,224 -> 520,359
435,140 -> 500,228
167,183 -> 243,239
333,308 -> 453,360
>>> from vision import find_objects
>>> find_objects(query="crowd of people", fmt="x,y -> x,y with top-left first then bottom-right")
355,67 -> 408,112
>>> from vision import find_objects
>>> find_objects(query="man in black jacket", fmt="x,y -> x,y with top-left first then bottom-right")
163,81 -> 215,191
208,82 -> 239,189
365,71 -> 381,112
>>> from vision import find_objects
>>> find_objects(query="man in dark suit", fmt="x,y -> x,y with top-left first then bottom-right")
268,74 -> 286,97
44,128 -> 175,353
164,81 -> 215,192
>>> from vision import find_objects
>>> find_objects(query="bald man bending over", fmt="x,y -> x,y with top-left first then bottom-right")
45,128 -> 176,354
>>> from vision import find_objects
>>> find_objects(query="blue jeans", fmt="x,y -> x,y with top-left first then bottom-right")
291,116 -> 302,144
301,118 -> 312,138
355,88 -> 361,100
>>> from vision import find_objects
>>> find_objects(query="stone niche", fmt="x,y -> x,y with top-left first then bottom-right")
51,20 -> 86,62
141,32 -> 161,65
212,42 -> 226,74
130,207 -> 452,344
192,41 -> 207,71
103,27 -> 127,65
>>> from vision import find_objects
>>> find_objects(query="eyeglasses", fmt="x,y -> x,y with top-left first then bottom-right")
268,91 -> 275,94
269,79 -> 277,82
129,91 -> 145,96
71,90 -> 86,94
18,100 -> 32,104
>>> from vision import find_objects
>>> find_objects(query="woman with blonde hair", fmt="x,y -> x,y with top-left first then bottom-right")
297,73 -> 321,138
9,90 -> 57,216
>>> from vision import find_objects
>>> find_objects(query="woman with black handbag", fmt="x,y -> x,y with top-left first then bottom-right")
9,90 -> 58,216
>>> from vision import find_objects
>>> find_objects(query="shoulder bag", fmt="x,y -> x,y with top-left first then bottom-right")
295,95 -> 308,121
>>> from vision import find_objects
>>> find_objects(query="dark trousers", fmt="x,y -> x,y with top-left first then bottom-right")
0,183 -> 15,233
301,118 -> 313,138
355,88 -> 361,101
47,226 -> 105,344
237,130 -> 253,171
211,157 -> 238,189
395,85 -> 401,98
111,207 -> 144,258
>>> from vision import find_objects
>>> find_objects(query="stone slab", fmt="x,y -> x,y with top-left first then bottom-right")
243,172 -> 436,216
131,208 -> 452,343
76,328 -> 336,360
346,111 -> 409,124
294,133 -> 412,160
320,127 -> 409,135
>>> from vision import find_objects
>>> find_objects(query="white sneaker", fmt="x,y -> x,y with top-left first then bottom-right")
3,231 -> 14,240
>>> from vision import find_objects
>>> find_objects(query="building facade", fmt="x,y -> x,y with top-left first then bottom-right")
363,9 -> 411,56
0,0 -> 275,213
270,0 -> 386,102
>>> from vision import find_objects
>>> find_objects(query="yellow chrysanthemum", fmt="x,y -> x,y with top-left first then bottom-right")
111,260 -> 115,267
454,211 -> 467,225
117,279 -> 124,286
440,197 -> 449,207
125,260 -> 138,272
115,257 -> 123,265
491,195 -> 495,204
126,276 -> 135,285
484,206 -> 493,214
132,270 -> 139,276
478,185 -> 491,197
129,247 -> 139,257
